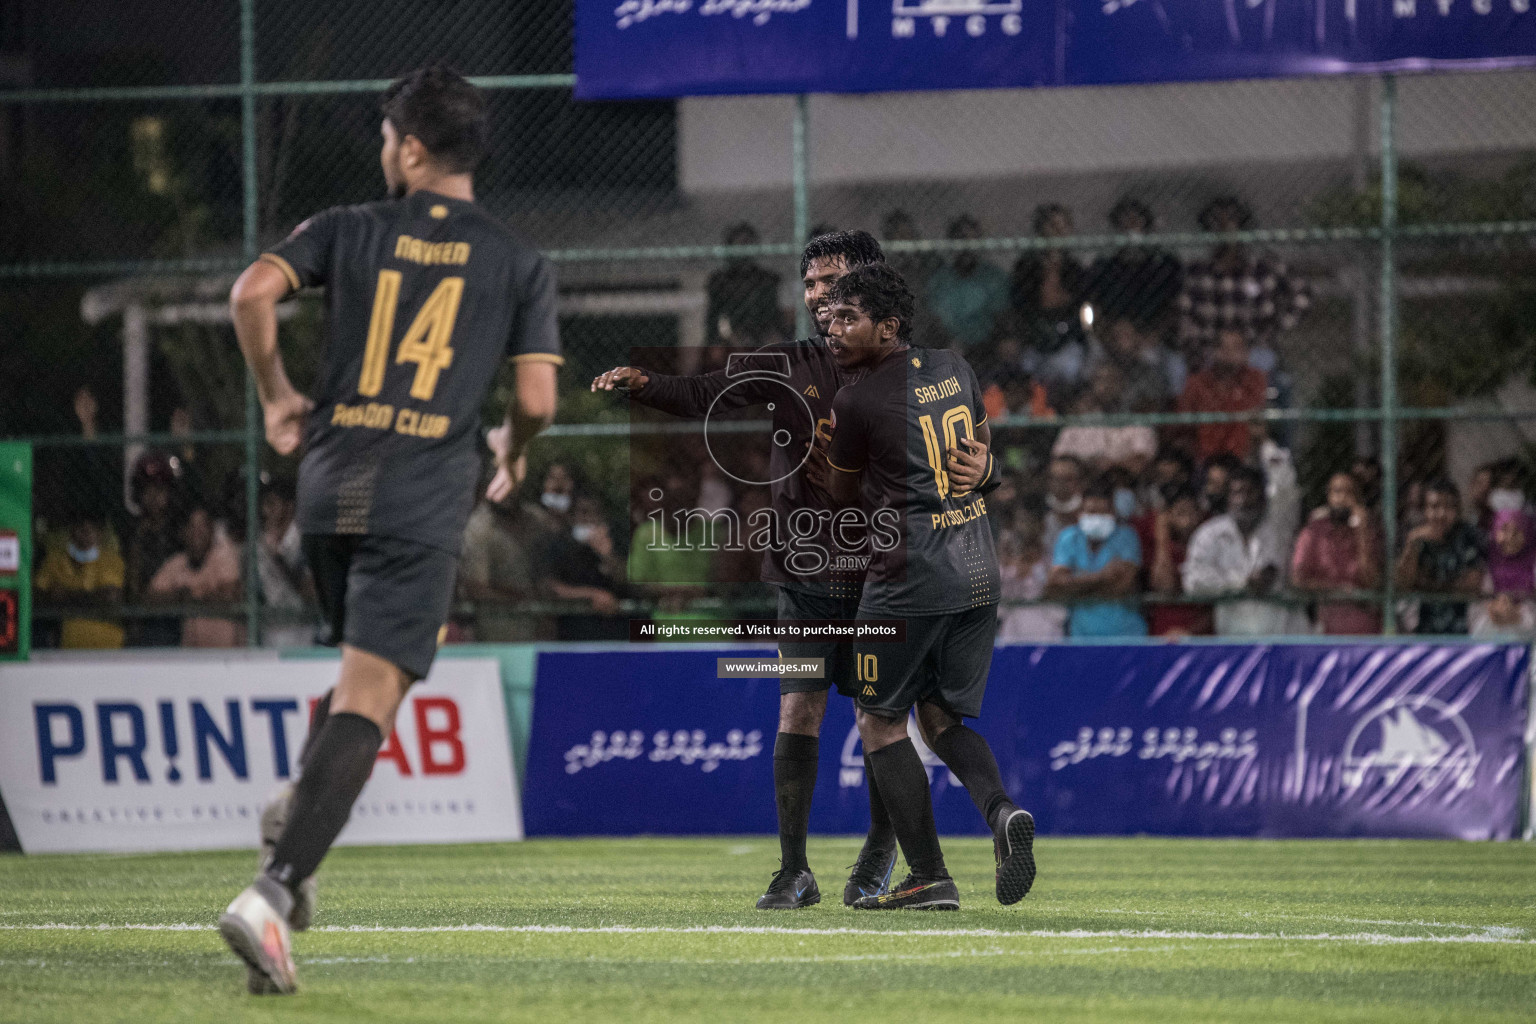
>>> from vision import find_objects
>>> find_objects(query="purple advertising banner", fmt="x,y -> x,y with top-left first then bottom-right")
575,0 -> 1536,100
523,642 -> 1530,839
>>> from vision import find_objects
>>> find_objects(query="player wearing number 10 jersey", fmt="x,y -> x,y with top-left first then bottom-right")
217,66 -> 559,995
825,263 -> 1034,911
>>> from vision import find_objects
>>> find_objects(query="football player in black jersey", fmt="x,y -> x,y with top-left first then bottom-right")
591,233 -> 997,910
825,263 -> 1035,911
218,66 -> 560,994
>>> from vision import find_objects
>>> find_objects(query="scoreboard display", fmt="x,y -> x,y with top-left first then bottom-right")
0,444 -> 30,662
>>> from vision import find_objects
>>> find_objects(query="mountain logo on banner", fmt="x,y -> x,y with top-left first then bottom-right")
1341,697 -> 1478,792
838,720 -> 957,788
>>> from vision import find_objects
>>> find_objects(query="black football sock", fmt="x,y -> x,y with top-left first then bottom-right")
862,753 -> 896,853
865,738 -> 947,880
773,732 -> 819,873
928,724 -> 1017,837
264,712 -> 382,890
297,688 -> 335,771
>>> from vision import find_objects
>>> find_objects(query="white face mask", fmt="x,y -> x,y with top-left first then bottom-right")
572,523 -> 597,543
1078,513 -> 1116,542
68,543 -> 101,564
1046,493 -> 1082,516
541,491 -> 572,514
1489,488 -> 1525,513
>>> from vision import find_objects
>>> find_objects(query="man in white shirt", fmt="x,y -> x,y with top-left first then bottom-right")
1183,454 -> 1303,635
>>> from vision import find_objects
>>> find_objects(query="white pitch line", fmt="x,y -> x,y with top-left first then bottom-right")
2,923 -> 1533,945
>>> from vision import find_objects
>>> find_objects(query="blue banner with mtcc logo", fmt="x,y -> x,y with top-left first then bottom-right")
575,0 -> 1536,99
522,642 -> 1529,839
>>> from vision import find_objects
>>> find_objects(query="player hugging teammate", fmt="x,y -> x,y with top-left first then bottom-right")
596,240 -> 1034,911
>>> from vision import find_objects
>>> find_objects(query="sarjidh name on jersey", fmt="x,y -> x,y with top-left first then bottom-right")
332,401 -> 451,439
932,495 -> 987,531
394,234 -> 471,267
914,375 -> 963,404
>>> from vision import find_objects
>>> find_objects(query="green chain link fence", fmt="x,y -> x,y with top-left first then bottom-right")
3,0 -> 1534,648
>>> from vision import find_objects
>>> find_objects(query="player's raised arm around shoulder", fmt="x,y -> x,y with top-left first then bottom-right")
490,254 -> 562,501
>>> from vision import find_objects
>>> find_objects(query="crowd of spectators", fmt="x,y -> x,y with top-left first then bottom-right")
25,193 -> 1536,647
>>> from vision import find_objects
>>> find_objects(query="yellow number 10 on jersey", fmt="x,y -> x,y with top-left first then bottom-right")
919,405 -> 975,500
358,271 -> 464,401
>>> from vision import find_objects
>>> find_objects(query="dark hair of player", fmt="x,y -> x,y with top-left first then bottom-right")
1424,475 -> 1460,504
799,229 -> 885,278
827,263 -> 915,342
380,65 -> 488,174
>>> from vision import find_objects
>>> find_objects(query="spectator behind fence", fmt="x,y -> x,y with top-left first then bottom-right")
1471,508 -> 1536,635
1010,204 -> 1088,386
1141,487 -> 1214,637
926,213 -> 1010,350
1084,197 -> 1183,334
1050,365 -> 1157,478
537,493 -> 630,641
705,221 -> 784,347
148,501 -> 244,647
256,479 -> 314,648
1177,327 -> 1268,463
629,470 -> 720,629
1089,316 -> 1185,413
1290,472 -> 1384,635
1183,464 -> 1300,635
1046,477 -> 1146,637
997,515 -> 1068,642
1351,456 -> 1383,512
1043,454 -> 1086,553
1177,195 -> 1311,365
1142,447 -> 1197,513
1394,477 -> 1484,635
34,509 -> 126,649
126,450 -> 184,646
1199,452 -> 1242,518
459,459 -> 556,643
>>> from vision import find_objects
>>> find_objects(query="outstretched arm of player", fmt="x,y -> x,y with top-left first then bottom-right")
487,359 -> 558,502
230,259 -> 313,455
591,360 -> 769,418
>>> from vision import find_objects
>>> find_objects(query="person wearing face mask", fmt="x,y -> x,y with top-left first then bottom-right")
1290,472 -> 1383,635
539,462 -> 576,517
1042,455 -> 1086,554
1045,477 -> 1146,637
1395,477 -> 1484,635
34,508 -> 127,649
1183,465 -> 1302,635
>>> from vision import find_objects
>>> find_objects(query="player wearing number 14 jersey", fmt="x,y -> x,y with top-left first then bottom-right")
217,66 -> 560,994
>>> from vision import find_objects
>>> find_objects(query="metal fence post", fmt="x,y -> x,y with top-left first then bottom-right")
241,0 -> 262,647
1378,75 -> 1399,636
793,93 -> 811,340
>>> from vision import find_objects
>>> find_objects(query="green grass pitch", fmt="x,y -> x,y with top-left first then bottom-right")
2,836 -> 1534,1023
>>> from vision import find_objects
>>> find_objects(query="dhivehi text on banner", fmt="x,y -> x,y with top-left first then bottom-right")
575,0 -> 1536,99
522,642 -> 1529,839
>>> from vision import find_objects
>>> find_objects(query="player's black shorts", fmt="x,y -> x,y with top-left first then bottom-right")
852,604 -> 999,719
304,534 -> 458,682
775,584 -> 862,698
